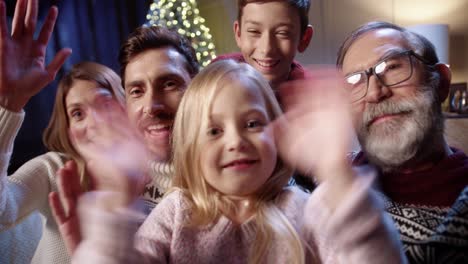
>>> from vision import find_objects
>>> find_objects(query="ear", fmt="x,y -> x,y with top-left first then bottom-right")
434,63 -> 451,102
233,20 -> 242,48
298,25 -> 314,53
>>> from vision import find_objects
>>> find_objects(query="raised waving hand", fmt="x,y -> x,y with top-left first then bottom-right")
273,68 -> 356,209
0,0 -> 71,111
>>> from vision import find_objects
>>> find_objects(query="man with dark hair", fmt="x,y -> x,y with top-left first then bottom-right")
118,25 -> 200,208
119,26 -> 199,161
337,21 -> 468,262
98,25 -> 199,211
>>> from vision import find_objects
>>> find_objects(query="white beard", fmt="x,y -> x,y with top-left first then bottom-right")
358,85 -> 441,171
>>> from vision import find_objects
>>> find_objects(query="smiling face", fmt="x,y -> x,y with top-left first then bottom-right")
198,75 -> 277,198
66,80 -> 115,155
234,1 -> 307,88
342,29 -> 440,169
124,47 -> 191,161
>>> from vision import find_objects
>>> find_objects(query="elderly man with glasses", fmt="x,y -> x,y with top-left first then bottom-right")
336,21 -> 468,263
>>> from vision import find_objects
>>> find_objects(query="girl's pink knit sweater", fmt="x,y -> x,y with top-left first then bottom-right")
73,175 -> 407,263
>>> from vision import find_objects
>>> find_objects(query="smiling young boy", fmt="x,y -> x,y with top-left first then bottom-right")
214,0 -> 313,90
214,0 -> 315,191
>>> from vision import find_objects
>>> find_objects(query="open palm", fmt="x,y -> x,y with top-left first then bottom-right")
0,0 -> 71,111
273,68 -> 354,183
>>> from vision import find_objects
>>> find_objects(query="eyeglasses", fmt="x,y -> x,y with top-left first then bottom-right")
344,50 -> 432,102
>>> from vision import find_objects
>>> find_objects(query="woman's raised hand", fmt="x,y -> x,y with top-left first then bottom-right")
0,0 -> 71,111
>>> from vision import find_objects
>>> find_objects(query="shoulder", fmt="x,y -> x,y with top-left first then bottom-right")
22,152 -> 69,173
137,189 -> 190,240
7,151 -> 69,187
144,189 -> 190,224
274,186 -> 309,219
278,185 -> 309,203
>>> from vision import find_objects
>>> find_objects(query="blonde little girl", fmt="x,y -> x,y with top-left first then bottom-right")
72,60 -> 406,263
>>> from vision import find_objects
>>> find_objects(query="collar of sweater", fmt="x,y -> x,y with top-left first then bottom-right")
352,148 -> 468,207
149,161 -> 173,176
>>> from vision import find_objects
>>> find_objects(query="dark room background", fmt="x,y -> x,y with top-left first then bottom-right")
5,0 -> 152,174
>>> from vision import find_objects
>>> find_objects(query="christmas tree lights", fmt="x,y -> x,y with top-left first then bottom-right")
146,0 -> 217,67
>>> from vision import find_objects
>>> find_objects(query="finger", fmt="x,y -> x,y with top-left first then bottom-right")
89,101 -> 138,146
57,166 -> 78,215
45,48 -> 72,80
48,192 -> 67,223
66,160 -> 84,197
86,160 -> 117,191
0,1 -> 8,41
36,6 -> 57,46
24,0 -> 37,35
11,0 -> 27,37
280,71 -> 347,112
270,115 -> 294,164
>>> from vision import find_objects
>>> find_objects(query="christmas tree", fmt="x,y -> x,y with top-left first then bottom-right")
145,0 -> 217,67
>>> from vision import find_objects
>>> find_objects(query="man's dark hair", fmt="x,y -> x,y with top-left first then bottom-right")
237,0 -> 311,35
118,26 -> 200,86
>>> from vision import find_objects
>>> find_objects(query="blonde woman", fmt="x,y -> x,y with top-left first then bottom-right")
72,60 -> 406,263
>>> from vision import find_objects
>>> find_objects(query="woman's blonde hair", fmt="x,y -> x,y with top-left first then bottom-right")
172,60 -> 305,263
43,61 -> 125,189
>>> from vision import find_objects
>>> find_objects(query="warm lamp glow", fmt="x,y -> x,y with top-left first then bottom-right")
407,24 -> 450,65
395,1 -> 465,23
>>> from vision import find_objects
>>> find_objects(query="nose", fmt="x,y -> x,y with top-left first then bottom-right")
258,32 -> 277,56
87,109 -> 100,130
364,75 -> 392,103
227,127 -> 248,152
143,91 -> 165,117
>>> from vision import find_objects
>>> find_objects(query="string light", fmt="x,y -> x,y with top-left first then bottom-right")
145,0 -> 217,67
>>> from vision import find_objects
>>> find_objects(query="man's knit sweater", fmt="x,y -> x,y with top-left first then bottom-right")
0,106 -> 173,263
351,150 -> 468,263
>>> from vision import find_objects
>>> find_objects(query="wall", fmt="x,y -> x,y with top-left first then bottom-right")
199,0 -> 468,83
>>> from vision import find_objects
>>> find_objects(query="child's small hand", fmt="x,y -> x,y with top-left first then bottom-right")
272,67 -> 355,191
70,99 -> 151,208
49,160 -> 83,255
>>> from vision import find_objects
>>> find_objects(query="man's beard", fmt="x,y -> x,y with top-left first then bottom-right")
357,84 -> 444,172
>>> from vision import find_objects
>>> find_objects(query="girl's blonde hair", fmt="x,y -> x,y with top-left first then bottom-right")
43,62 -> 125,189
172,60 -> 305,263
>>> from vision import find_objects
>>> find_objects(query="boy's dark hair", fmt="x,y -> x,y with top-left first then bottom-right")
118,26 -> 200,86
237,0 -> 310,35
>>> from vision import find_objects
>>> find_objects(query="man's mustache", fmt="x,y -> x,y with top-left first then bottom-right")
363,99 -> 413,128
